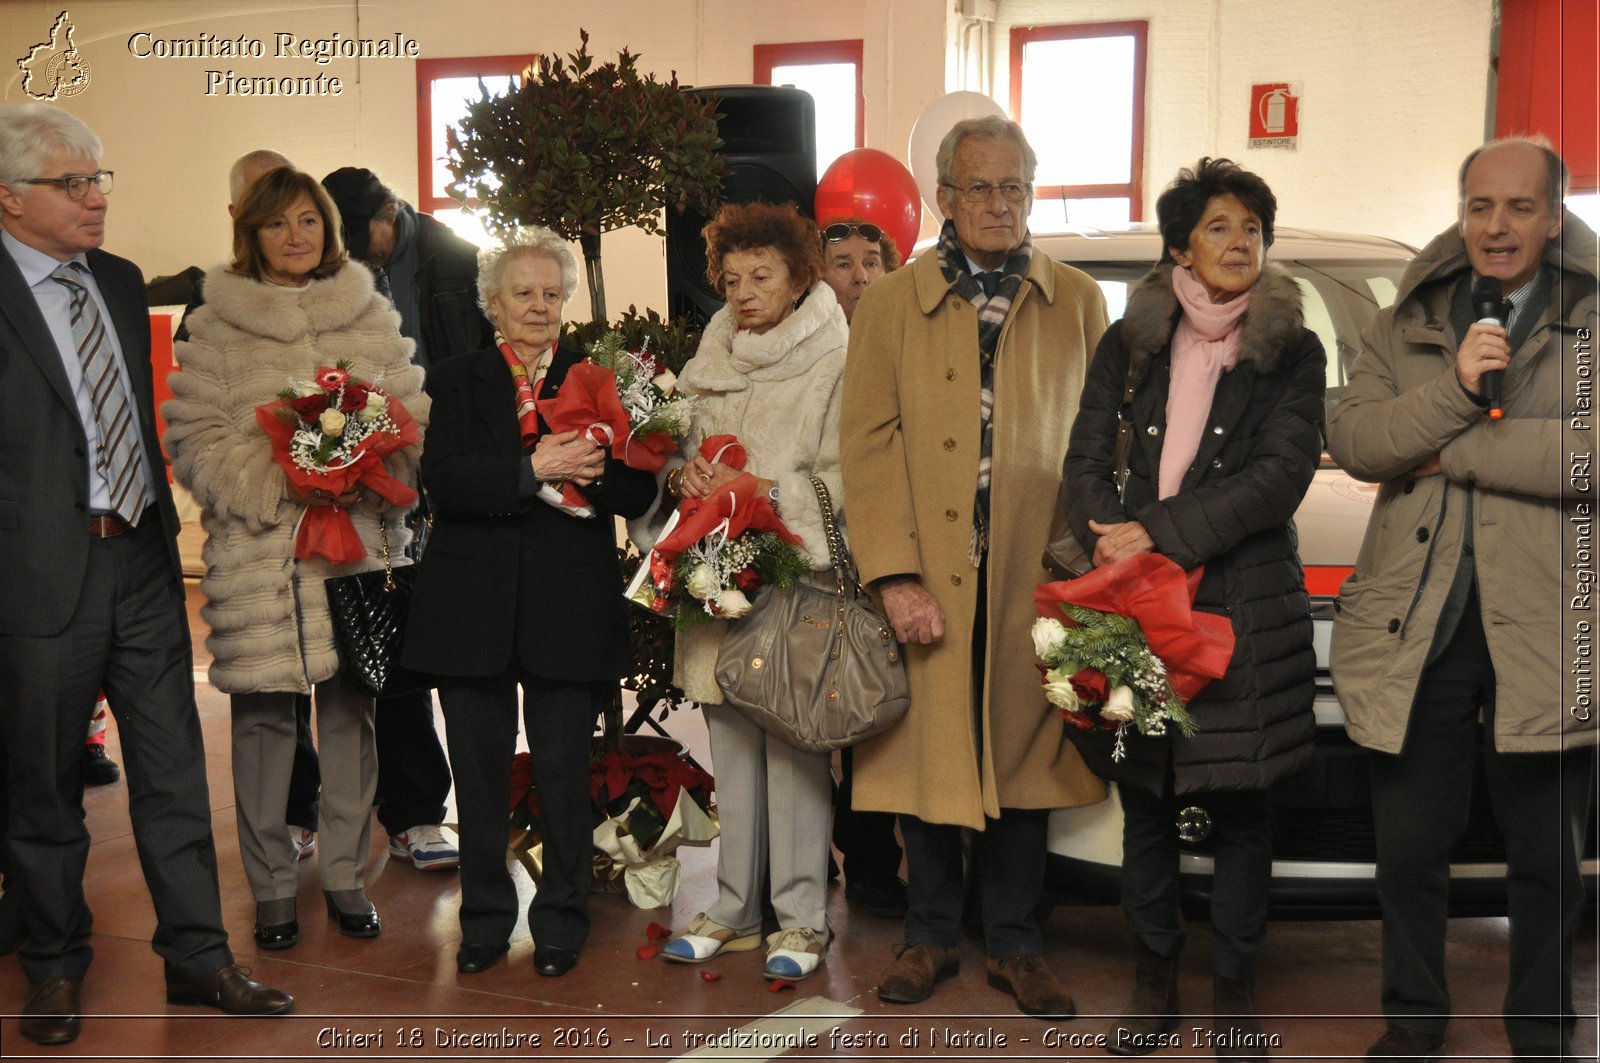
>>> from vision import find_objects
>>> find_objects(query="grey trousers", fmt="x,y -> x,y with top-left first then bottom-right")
231,680 -> 377,900
705,702 -> 832,937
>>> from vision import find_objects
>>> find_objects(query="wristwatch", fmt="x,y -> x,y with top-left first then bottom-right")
768,483 -> 780,509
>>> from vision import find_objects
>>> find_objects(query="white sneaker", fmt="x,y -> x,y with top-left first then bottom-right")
289,826 -> 316,862
388,824 -> 460,871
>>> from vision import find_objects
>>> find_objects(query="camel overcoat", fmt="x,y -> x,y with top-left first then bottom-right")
841,245 -> 1110,829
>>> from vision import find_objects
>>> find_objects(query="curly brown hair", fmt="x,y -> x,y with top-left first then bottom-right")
702,201 -> 823,296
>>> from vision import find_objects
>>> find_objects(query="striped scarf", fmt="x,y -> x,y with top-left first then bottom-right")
934,219 -> 1034,564
496,331 -> 552,448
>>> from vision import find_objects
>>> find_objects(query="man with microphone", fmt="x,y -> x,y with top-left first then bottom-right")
1328,137 -> 1596,1061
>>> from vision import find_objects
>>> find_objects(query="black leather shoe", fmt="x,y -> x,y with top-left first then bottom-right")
1366,1026 -> 1444,1061
846,876 -> 910,919
533,944 -> 578,977
323,890 -> 381,938
82,744 -> 121,786
253,919 -> 299,950
167,963 -> 293,1015
456,942 -> 509,974
21,977 -> 82,1045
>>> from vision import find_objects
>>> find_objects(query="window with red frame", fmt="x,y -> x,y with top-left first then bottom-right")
754,39 -> 863,179
415,55 -> 533,244
1009,21 -> 1147,229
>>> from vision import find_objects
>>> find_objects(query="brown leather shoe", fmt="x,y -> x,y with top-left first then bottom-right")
21,976 -> 82,1045
877,943 -> 960,1004
986,953 -> 1076,1019
166,963 -> 294,1015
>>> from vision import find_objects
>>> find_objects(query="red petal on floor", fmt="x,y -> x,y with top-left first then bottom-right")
645,921 -> 671,941
767,979 -> 794,992
699,971 -> 721,982
636,945 -> 659,960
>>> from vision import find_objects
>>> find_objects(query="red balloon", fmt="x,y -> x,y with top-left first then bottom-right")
814,148 -> 922,263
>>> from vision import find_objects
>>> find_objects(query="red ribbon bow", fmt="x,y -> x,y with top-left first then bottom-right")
652,435 -> 799,562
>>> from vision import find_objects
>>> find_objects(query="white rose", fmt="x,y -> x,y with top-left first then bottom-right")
718,587 -> 752,619
684,562 -> 720,601
651,368 -> 678,394
319,408 -> 347,437
1042,667 -> 1080,713
1100,684 -> 1136,723
1031,616 -> 1068,660
357,392 -> 388,423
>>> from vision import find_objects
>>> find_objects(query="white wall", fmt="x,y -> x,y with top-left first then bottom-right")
992,0 -> 1493,249
3,0 -> 1497,319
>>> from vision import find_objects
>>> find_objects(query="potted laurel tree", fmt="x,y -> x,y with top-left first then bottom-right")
444,29 -> 724,323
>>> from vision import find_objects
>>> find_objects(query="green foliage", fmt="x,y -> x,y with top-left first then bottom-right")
445,29 -> 723,244
563,306 -> 702,375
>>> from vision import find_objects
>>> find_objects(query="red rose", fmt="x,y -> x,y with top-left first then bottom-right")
339,383 -> 370,413
732,566 -> 760,591
1070,668 -> 1109,705
1062,709 -> 1097,731
315,366 -> 350,390
291,393 -> 330,421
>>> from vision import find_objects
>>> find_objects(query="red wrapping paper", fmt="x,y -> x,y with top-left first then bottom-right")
651,435 -> 799,563
254,395 -> 419,565
1034,553 -> 1235,702
535,362 -> 682,510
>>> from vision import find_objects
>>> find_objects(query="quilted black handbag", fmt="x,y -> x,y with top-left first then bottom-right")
325,519 -> 422,697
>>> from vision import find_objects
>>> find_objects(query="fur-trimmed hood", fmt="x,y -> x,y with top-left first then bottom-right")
681,281 -> 847,392
1120,261 -> 1305,375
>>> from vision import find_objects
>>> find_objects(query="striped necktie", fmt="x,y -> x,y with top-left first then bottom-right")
53,263 -> 150,524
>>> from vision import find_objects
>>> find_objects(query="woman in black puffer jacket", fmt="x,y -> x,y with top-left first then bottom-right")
1060,158 -> 1324,1060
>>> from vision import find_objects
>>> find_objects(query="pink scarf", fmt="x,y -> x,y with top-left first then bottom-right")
1158,266 -> 1251,500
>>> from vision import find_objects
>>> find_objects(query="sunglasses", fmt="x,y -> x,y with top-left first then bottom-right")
822,222 -> 884,244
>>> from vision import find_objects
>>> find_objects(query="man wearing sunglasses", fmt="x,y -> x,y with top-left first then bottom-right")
841,115 -> 1109,1019
0,103 -> 293,1045
820,219 -> 900,323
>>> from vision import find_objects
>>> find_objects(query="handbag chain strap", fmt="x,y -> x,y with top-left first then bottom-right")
378,518 -> 397,592
807,475 -> 858,600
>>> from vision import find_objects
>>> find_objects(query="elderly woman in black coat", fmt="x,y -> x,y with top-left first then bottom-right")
1061,158 -> 1324,1060
401,227 -> 656,979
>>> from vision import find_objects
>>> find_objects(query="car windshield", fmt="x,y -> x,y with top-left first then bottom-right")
1066,258 -> 1407,423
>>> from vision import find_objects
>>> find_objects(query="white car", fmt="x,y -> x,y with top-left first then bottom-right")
1032,225 -> 1598,916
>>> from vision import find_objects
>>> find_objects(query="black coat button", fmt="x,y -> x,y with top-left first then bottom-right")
1415,528 -> 1429,543
1387,618 -> 1400,633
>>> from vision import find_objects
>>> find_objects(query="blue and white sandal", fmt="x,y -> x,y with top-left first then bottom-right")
763,926 -> 828,981
660,913 -> 761,963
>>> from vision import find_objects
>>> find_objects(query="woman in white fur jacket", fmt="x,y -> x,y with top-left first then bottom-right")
659,202 -> 847,982
164,168 -> 426,950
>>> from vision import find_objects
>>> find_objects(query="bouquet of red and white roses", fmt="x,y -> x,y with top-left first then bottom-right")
629,435 -> 810,627
254,361 -> 419,564
1033,553 -> 1235,761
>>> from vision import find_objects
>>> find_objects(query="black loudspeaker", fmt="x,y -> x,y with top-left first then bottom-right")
666,85 -> 817,329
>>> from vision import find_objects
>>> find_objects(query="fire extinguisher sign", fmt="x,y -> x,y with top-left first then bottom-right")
1248,82 -> 1300,150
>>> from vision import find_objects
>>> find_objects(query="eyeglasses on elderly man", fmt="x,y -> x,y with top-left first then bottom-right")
20,170 -> 114,200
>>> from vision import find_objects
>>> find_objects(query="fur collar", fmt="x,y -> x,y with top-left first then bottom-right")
681,281 -> 848,393
1120,261 -> 1304,375
200,261 -> 383,343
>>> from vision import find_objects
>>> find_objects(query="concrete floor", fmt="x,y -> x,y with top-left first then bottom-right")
0,585 -> 1595,1061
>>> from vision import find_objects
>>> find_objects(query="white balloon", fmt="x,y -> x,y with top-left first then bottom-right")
907,92 -> 1008,221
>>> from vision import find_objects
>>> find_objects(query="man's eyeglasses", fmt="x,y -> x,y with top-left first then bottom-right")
20,171 -> 114,200
941,181 -> 1030,205
822,222 -> 884,244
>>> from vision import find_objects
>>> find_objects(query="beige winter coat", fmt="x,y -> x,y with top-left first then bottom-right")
841,246 -> 1110,829
164,264 -> 428,694
672,281 -> 849,703
1328,214 -> 1599,754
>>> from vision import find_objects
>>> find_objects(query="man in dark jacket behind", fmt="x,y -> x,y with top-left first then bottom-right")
1328,137 -> 1598,1062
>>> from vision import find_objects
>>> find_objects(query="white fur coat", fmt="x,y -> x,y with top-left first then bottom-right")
164,263 -> 428,694
672,281 -> 849,703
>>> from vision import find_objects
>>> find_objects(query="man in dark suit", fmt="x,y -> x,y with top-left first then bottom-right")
0,103 -> 293,1046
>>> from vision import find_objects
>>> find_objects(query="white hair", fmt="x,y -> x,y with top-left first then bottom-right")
0,103 -> 102,187
476,226 -> 580,315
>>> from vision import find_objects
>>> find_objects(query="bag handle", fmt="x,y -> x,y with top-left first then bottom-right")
378,518 -> 399,591
807,475 -> 859,600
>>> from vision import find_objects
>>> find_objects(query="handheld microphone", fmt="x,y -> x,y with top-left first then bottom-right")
1470,275 -> 1510,421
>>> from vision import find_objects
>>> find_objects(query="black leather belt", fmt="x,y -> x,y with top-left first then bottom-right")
89,513 -> 134,538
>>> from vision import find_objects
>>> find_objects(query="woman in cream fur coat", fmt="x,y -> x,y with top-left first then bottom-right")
659,203 -> 847,982
164,168 -> 426,948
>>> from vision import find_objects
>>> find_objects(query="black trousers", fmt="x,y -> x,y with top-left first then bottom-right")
1119,782 -> 1273,979
283,687 -> 453,835
1371,592 -> 1593,1051
0,519 -> 232,983
832,744 -> 902,884
901,808 -> 1049,956
438,670 -> 600,951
